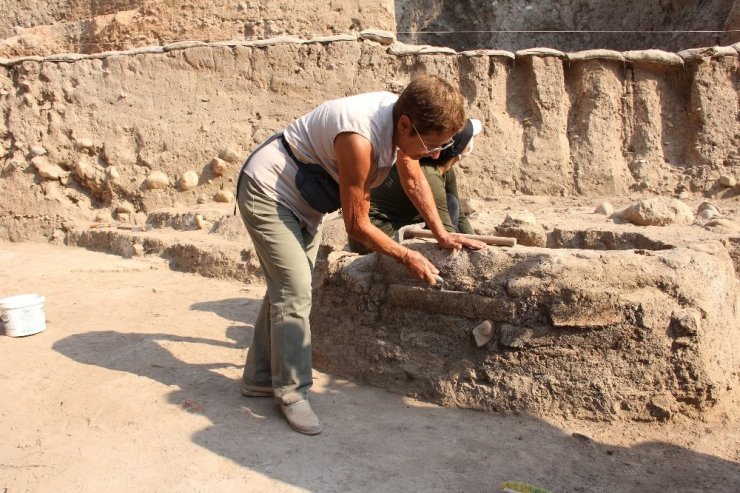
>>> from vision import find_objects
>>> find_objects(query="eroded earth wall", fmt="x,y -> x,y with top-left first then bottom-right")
0,0 -> 396,57
1,37 -> 738,240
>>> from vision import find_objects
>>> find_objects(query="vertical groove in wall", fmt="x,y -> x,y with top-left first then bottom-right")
686,57 -> 740,193
626,64 -> 670,192
519,56 -> 573,196
454,54 -> 493,198
488,57 -> 526,196
566,59 -> 631,196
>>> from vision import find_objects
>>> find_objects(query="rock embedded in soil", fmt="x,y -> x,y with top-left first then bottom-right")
106,167 -> 120,182
75,138 -> 94,150
214,190 -> 234,203
594,202 -> 614,216
145,171 -> 170,190
178,171 -> 199,191
718,175 -> 736,188
210,157 -> 229,177
219,147 -> 241,164
618,197 -> 694,226
30,145 -> 47,156
32,156 -> 67,180
472,320 -> 494,347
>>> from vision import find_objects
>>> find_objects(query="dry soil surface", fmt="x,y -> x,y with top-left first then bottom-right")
1,241 -> 739,493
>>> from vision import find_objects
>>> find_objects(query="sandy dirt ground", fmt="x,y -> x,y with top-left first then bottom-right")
1,240 -> 739,492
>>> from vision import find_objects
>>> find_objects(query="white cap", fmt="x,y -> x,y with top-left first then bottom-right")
461,118 -> 482,156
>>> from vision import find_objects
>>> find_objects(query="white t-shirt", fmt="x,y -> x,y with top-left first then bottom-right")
244,92 -> 398,235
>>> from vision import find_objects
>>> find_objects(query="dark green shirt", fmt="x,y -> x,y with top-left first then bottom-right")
367,164 -> 473,237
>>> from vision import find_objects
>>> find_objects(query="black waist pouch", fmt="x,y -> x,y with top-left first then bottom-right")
282,135 -> 341,213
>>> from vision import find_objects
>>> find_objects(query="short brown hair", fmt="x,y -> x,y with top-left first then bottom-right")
393,75 -> 466,134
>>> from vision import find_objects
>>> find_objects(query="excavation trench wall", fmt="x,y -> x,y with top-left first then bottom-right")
0,1 -> 397,58
2,1 -> 739,57
1,36 -> 739,241
396,0 -> 740,52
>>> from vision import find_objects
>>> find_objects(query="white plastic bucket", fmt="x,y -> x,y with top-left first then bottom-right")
0,294 -> 46,337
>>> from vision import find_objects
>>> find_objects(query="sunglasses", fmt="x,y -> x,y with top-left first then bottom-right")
412,123 -> 455,155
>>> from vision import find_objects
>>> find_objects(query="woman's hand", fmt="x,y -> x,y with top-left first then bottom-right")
435,232 -> 486,251
399,248 -> 440,285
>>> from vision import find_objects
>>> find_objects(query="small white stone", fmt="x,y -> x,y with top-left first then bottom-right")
197,194 -> 207,204
76,138 -> 94,150
30,145 -> 47,156
219,147 -> 241,164
179,170 -> 199,191
32,156 -> 67,180
472,320 -> 494,347
145,171 -> 170,190
214,190 -> 235,203
594,202 -> 614,216
75,159 -> 95,180
106,166 -> 120,182
719,175 -> 736,188
210,157 -> 229,176
195,214 -> 206,230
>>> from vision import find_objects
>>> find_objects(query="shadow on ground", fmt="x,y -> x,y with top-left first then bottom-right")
52,298 -> 740,492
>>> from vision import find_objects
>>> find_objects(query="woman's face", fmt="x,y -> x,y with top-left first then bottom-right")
396,115 -> 455,161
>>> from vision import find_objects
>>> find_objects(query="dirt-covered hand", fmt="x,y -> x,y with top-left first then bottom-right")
401,249 -> 440,285
435,232 -> 486,251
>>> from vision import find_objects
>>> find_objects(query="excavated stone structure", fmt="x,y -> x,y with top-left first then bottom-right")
312,234 -> 739,421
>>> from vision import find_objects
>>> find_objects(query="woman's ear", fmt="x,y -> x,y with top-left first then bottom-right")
397,114 -> 413,133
